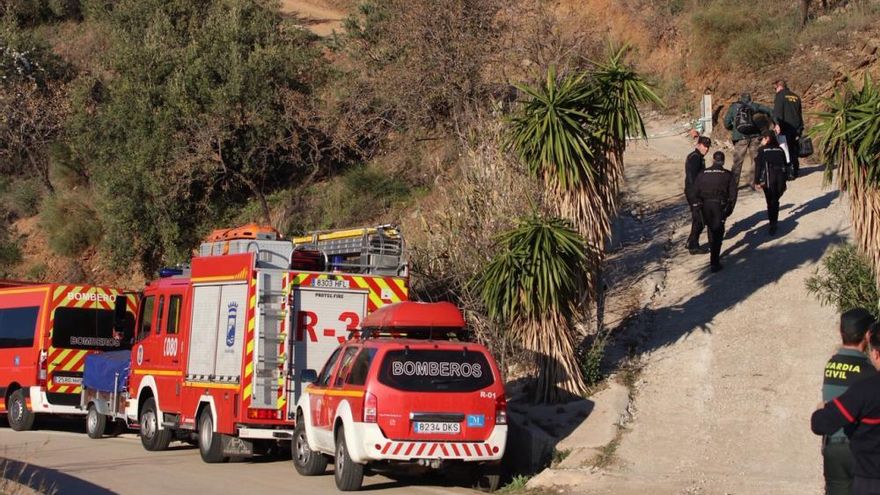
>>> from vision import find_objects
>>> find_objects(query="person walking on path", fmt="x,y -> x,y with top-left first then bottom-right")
724,93 -> 775,199
684,136 -> 711,254
812,326 -> 880,495
693,151 -> 735,273
773,79 -> 804,179
753,130 -> 788,235
821,309 -> 878,495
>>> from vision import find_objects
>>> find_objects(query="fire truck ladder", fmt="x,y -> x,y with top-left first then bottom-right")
252,269 -> 287,409
292,225 -> 407,277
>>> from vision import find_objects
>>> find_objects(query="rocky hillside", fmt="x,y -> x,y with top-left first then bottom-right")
1,0 -> 878,287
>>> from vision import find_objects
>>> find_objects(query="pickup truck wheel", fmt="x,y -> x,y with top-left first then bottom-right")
293,419 -> 327,475
334,429 -> 364,491
198,411 -> 227,463
139,397 -> 172,451
474,473 -> 501,493
86,404 -> 106,439
472,462 -> 502,493
8,389 -> 35,432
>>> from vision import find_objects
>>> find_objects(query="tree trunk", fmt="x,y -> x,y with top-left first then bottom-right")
801,0 -> 811,26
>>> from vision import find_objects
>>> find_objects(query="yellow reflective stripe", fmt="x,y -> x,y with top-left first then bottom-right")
306,388 -> 365,398
245,362 -> 254,377
50,349 -> 72,371
133,369 -> 183,376
243,384 -> 252,401
62,350 -> 87,371
53,285 -> 66,300
184,382 -> 239,390
373,278 -> 401,303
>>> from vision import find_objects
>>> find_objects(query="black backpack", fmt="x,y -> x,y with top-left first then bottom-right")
734,103 -> 759,135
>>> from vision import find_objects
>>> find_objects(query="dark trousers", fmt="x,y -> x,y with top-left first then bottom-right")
784,131 -> 801,175
686,204 -> 704,249
824,441 -> 855,495
700,201 -> 725,266
762,168 -> 787,226
853,476 -> 880,495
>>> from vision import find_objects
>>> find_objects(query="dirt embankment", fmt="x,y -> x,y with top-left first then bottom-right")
278,0 -> 348,36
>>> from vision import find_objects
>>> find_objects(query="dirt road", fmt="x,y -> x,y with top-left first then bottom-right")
279,0 -> 345,36
542,122 -> 846,494
0,422 -> 474,494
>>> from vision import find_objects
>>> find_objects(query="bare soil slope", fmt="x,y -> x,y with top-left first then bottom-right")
535,124 -> 845,494
278,0 -> 346,36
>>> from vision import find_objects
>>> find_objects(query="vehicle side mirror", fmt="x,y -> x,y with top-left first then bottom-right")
301,369 -> 318,383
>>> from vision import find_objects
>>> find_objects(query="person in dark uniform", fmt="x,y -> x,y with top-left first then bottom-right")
773,79 -> 804,179
753,130 -> 788,235
813,326 -> 880,495
821,309 -> 878,495
693,151 -> 736,273
685,136 -> 711,254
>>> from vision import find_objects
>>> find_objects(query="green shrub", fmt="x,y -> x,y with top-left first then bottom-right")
5,179 -> 43,218
690,1 -> 797,71
806,244 -> 880,318
40,194 -> 101,256
0,238 -> 22,270
25,262 -> 48,281
283,166 -> 416,234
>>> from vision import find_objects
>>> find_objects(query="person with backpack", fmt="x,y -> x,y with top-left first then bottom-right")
724,93 -> 775,208
773,79 -> 804,179
693,151 -> 736,273
752,130 -> 788,235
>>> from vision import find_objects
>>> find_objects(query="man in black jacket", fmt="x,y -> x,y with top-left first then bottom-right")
693,151 -> 735,272
813,327 -> 880,495
773,79 -> 804,179
820,309 -> 877,495
684,136 -> 711,255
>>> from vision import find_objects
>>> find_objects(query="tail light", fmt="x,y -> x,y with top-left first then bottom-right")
363,392 -> 377,423
37,350 -> 48,387
247,408 -> 281,420
495,397 -> 507,425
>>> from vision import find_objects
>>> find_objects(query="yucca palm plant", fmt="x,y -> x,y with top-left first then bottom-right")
498,47 -> 659,400
504,47 -> 661,294
811,75 -> 880,288
476,215 -> 589,402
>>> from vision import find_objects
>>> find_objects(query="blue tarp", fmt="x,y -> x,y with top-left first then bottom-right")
82,350 -> 131,392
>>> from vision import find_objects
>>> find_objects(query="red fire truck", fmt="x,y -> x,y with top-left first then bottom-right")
122,224 -> 408,462
0,281 -> 135,430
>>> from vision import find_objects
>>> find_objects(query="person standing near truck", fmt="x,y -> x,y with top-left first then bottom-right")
819,309 -> 877,495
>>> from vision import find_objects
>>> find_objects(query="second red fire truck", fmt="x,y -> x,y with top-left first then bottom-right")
95,224 -> 409,462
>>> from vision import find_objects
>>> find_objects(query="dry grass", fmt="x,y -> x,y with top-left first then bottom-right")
0,458 -> 57,495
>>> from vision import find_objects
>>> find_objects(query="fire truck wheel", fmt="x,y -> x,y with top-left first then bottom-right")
8,389 -> 35,432
293,419 -> 327,475
198,411 -> 227,463
139,397 -> 172,451
86,404 -> 106,439
334,429 -> 364,491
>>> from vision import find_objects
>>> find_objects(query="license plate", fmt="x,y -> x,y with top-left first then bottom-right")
312,278 -> 350,289
414,422 -> 461,434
